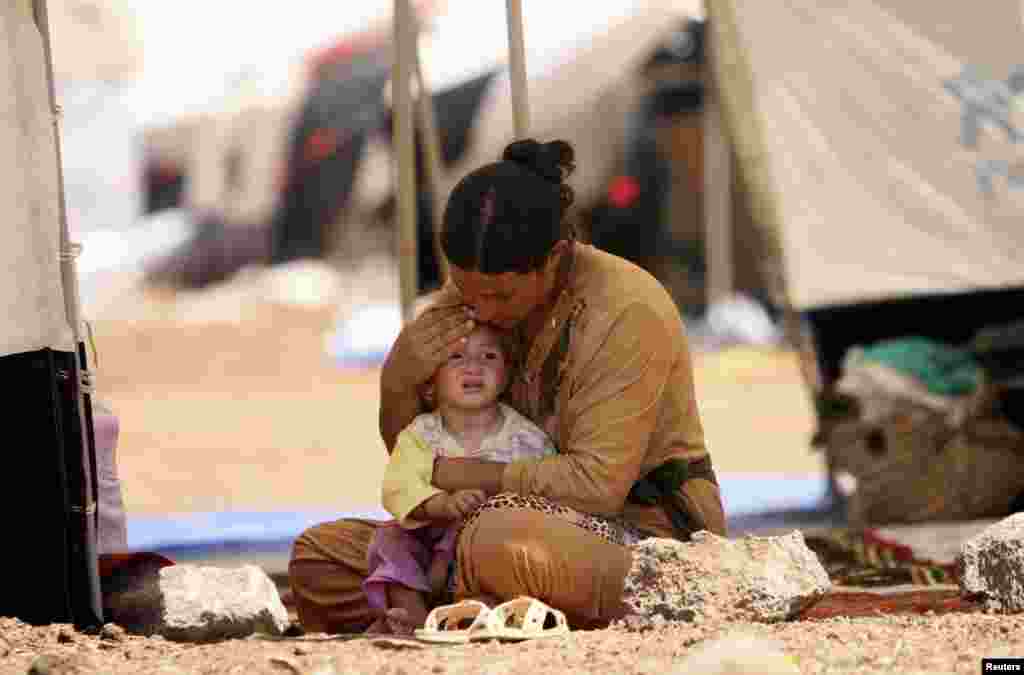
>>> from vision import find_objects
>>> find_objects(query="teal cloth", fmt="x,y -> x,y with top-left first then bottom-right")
857,337 -> 981,397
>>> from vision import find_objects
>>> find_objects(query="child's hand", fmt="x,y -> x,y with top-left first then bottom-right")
445,489 -> 487,519
418,490 -> 488,522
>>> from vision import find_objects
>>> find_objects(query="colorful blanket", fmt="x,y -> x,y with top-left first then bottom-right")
804,527 -> 960,587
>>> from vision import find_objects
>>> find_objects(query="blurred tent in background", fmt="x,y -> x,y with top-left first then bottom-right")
140,0 -> 709,296
48,0 -> 146,270
64,0 -> 445,308
707,0 -> 1024,523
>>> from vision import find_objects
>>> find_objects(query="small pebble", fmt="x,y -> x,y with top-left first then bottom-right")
100,623 -> 127,642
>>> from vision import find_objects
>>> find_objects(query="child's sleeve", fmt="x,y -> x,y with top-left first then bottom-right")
381,428 -> 445,528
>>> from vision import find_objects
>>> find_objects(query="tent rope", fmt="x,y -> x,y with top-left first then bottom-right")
58,241 -> 82,261
79,370 -> 94,395
57,243 -> 97,392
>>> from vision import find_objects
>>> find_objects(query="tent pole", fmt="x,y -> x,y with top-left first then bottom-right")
702,12 -> 734,305
409,4 -> 449,285
394,0 -> 419,321
505,0 -> 530,138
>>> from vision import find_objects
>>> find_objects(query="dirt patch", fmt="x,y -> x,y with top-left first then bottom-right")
1,609 -> 1020,674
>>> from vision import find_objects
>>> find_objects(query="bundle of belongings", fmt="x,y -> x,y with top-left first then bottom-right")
819,328 -> 1024,527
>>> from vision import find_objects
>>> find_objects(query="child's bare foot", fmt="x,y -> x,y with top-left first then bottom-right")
386,608 -> 418,635
365,616 -> 389,635
365,608 -> 420,636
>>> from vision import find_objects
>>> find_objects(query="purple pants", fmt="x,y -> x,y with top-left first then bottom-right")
363,522 -> 458,610
94,406 -> 127,554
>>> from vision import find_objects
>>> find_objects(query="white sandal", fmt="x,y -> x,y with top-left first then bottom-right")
413,599 -> 491,644
471,597 -> 569,642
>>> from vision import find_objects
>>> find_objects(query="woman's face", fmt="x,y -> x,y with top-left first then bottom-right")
434,326 -> 508,411
449,264 -> 550,331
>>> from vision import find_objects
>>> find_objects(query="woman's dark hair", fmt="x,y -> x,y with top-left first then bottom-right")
441,138 -> 576,274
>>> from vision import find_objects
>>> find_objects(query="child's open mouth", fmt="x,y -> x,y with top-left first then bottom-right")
461,379 -> 485,393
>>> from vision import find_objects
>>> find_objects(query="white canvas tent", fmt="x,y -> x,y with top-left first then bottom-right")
2,0 -> 102,626
707,0 -> 1024,312
4,3 -> 75,359
47,0 -> 142,83
702,0 -> 1024,517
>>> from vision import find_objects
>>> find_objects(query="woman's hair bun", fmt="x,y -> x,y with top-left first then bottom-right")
502,138 -> 576,184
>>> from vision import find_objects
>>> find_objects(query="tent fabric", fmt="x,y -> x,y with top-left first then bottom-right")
48,0 -> 142,83
708,0 -> 1024,311
186,100 -> 299,227
2,1 -> 74,358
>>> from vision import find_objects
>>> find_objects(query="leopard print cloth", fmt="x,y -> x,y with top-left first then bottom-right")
443,492 -> 647,599
456,492 -> 647,547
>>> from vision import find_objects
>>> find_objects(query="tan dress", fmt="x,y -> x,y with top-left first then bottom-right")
289,243 -> 725,632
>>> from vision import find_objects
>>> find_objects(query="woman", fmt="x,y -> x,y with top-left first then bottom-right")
289,139 -> 726,633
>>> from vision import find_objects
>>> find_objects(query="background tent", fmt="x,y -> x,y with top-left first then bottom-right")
2,0 -> 103,627
707,0 -> 1024,381
705,0 -> 1024,516
141,0 -> 706,294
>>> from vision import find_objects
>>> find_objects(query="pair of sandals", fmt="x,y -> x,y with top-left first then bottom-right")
413,597 -> 569,644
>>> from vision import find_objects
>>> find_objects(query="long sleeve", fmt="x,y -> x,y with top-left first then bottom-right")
381,428 -> 444,527
500,303 -> 674,516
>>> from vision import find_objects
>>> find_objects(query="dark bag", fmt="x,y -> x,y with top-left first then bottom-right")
0,346 -> 103,628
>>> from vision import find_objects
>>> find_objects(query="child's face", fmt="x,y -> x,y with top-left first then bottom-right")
433,325 -> 508,412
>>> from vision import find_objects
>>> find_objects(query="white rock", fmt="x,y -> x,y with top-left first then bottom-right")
623,530 -> 830,623
105,564 -> 290,642
958,513 -> 1024,613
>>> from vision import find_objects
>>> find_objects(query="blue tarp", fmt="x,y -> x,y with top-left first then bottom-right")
127,474 -> 829,552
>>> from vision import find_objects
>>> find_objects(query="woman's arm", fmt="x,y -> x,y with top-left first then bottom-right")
499,303 -> 676,516
378,295 -> 475,451
431,457 -> 506,494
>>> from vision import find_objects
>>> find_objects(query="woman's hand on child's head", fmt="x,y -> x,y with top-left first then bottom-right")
392,305 -> 476,387
447,489 -> 487,519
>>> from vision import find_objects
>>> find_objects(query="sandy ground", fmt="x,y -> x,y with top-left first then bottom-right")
2,609 -> 1020,674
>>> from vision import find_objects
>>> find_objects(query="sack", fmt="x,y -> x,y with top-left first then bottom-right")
826,406 -> 1024,526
